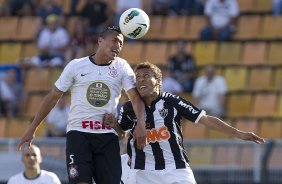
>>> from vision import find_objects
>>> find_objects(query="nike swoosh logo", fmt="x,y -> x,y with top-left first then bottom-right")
81,73 -> 90,77
137,23 -> 147,28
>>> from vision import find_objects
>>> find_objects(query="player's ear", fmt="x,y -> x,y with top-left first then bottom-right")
98,36 -> 104,45
38,154 -> 43,164
156,79 -> 161,87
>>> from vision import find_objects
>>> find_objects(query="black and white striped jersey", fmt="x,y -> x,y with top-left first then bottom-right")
118,92 -> 206,170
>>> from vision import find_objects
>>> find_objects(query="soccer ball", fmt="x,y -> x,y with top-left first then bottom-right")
119,8 -> 150,39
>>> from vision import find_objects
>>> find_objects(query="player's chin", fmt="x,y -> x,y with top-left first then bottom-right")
105,51 -> 114,59
109,54 -> 117,60
138,91 -> 148,98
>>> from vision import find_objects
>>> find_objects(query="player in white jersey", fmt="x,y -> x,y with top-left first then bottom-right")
104,62 -> 265,184
17,27 -> 146,184
7,145 -> 61,184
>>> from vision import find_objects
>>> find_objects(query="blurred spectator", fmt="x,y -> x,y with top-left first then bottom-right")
65,18 -> 90,61
151,0 -> 171,15
170,0 -> 191,15
0,68 -> 23,117
162,69 -> 184,95
70,0 -> 79,15
36,0 -> 63,24
18,2 -> 35,16
23,14 -> 69,67
9,0 -> 36,16
170,0 -> 206,15
0,0 -> 11,16
80,0 -> 114,36
194,0 -> 207,14
273,0 -> 282,15
45,97 -> 70,137
192,65 -> 227,117
115,0 -> 141,25
200,0 -> 239,41
167,40 -> 197,93
7,145 -> 61,184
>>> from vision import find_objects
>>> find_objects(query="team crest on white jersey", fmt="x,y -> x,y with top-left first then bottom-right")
109,67 -> 118,78
158,107 -> 168,119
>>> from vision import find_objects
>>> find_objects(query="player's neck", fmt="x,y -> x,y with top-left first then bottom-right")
24,168 -> 41,179
144,93 -> 159,106
92,52 -> 110,65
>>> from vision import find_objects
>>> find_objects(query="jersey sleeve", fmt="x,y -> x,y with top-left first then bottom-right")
54,60 -> 76,92
7,177 -> 15,184
118,102 -> 135,131
121,60 -> 136,92
164,93 -> 206,123
51,173 -> 62,184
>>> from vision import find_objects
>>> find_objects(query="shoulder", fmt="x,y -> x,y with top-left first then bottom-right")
121,101 -> 135,115
8,173 -> 23,182
195,76 -> 206,83
123,100 -> 133,110
160,92 -> 181,102
214,75 -> 226,83
111,57 -> 134,73
65,56 -> 90,68
114,57 -> 130,66
57,26 -> 68,34
161,92 -> 194,108
41,170 -> 59,179
71,56 -> 90,64
38,27 -> 50,36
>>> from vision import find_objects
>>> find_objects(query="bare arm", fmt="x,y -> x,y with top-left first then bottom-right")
199,115 -> 265,144
17,87 -> 64,150
126,88 -> 146,150
103,113 -> 125,138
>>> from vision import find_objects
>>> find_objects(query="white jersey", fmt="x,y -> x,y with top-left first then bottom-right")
7,170 -> 61,184
55,56 -> 136,134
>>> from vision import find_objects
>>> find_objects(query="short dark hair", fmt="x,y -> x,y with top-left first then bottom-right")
134,62 -> 162,89
99,26 -> 122,38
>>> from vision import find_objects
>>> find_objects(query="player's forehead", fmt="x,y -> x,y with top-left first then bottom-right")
105,31 -> 124,42
135,68 -> 153,76
22,146 -> 40,156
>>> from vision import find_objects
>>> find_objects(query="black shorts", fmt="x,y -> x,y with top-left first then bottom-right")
66,131 -> 122,184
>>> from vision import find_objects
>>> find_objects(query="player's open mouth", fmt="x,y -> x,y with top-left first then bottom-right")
139,85 -> 147,90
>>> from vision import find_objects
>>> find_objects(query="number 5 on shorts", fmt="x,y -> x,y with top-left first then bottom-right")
69,154 -> 74,164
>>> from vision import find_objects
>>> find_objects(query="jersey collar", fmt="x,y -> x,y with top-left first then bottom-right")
89,54 -> 113,66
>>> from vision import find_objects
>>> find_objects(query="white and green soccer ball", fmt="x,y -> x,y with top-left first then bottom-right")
119,8 -> 150,39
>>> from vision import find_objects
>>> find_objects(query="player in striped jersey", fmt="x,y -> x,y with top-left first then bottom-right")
104,62 -> 265,184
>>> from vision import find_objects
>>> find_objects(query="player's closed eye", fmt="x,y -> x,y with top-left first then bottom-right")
113,38 -> 123,47
137,74 -> 150,81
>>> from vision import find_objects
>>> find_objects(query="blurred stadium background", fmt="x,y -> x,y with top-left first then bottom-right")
1,0 -> 282,183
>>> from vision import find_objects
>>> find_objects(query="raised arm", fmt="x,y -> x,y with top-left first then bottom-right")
126,88 -> 146,150
199,115 -> 265,144
17,87 -> 64,150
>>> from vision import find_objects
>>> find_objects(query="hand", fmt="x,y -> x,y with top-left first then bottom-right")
102,113 -> 116,128
17,128 -> 36,151
238,131 -> 265,144
133,121 -> 147,150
